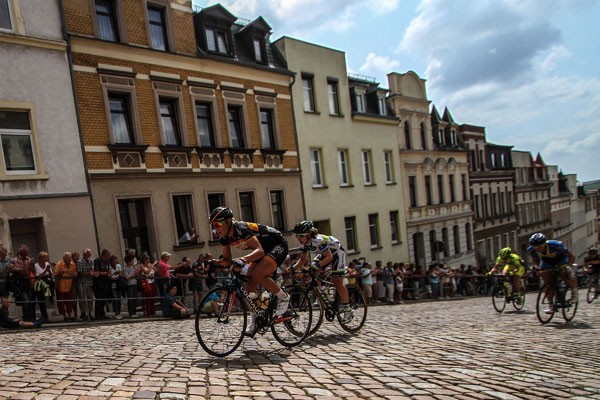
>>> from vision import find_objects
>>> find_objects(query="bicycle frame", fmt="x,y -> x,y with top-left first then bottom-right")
306,271 -> 340,320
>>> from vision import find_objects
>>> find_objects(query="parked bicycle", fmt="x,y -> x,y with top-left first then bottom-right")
536,265 -> 578,324
587,274 -> 599,304
300,268 -> 367,336
195,269 -> 312,357
490,274 -> 525,313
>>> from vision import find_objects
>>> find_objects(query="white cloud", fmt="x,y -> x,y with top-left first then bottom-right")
359,52 -> 401,74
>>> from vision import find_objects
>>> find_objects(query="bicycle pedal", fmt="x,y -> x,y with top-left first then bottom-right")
273,315 -> 293,324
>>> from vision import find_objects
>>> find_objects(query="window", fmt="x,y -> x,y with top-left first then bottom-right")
228,105 -> 245,148
409,176 -> 417,207
420,123 -> 427,150
260,109 -> 276,149
253,38 -> 264,63
310,148 -> 324,187
159,98 -> 181,146
195,102 -> 215,147
425,176 -> 432,205
449,175 -> 456,202
461,174 -> 467,200
109,94 -> 135,144
429,230 -> 437,261
344,217 -> 357,252
0,110 -> 36,174
173,194 -> 194,243
355,93 -> 365,113
442,227 -> 449,257
437,129 -> 445,146
378,96 -> 387,115
362,150 -> 372,185
383,151 -> 394,184
205,27 -> 228,54
368,214 -> 380,248
437,175 -> 445,204
338,149 -> 349,186
327,79 -> 340,115
390,211 -> 400,244
239,192 -> 255,222
95,0 -> 119,42
148,5 -> 168,51
302,74 -> 315,112
453,225 -> 460,254
404,122 -> 411,149
450,129 -> 457,146
270,190 -> 285,231
0,0 -> 12,30
466,223 -> 473,250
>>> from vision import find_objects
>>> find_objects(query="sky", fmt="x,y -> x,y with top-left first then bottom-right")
193,0 -> 600,183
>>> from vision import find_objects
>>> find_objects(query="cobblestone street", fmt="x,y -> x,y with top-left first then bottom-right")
1,295 -> 599,399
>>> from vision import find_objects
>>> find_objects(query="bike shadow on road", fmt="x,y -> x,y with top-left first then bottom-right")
193,348 -> 293,368
303,332 -> 354,345
545,321 -> 594,330
502,309 -> 535,315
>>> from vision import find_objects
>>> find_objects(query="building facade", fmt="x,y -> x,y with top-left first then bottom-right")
62,1 -> 303,260
274,37 -> 409,263
462,124 -> 518,265
0,0 -> 96,258
387,72 -> 475,268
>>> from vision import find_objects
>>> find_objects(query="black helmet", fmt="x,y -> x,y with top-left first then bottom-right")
209,206 -> 233,223
529,233 -> 546,246
293,220 -> 314,235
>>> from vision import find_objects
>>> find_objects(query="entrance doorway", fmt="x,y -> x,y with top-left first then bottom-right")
118,199 -> 150,259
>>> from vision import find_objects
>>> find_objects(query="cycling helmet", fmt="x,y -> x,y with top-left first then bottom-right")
209,206 -> 233,223
529,233 -> 546,246
293,220 -> 314,235
498,247 -> 512,259
589,247 -> 598,253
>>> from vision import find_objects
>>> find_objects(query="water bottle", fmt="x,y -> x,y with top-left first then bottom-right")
327,287 -> 336,302
248,292 -> 260,308
260,292 -> 271,309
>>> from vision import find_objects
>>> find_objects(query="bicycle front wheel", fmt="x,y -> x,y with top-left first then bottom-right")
491,285 -> 507,313
307,286 -> 325,336
337,284 -> 367,333
587,284 -> 597,304
536,283 -> 555,324
195,287 -> 246,357
271,285 -> 312,347
562,287 -> 578,322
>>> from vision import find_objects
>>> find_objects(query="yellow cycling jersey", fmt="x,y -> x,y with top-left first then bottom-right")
495,253 -> 525,277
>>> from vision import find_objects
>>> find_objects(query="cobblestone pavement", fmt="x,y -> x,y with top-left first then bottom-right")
1,295 -> 600,400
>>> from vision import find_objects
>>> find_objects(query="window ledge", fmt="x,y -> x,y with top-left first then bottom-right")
0,173 -> 49,181
329,113 -> 344,118
347,250 -> 361,256
364,183 -> 376,187
391,241 -> 403,246
370,246 -> 383,250
173,241 -> 206,251
340,184 -> 354,188
312,185 -> 329,190
385,182 -> 397,186
304,110 -> 321,115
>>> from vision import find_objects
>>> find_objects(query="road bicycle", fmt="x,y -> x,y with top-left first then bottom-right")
300,268 -> 367,336
536,265 -> 578,324
194,269 -> 312,357
490,274 -> 525,313
587,274 -> 599,304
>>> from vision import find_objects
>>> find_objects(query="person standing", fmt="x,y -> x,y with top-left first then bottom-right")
77,249 -> 95,321
383,261 -> 396,304
123,254 -> 139,318
54,252 -> 78,322
157,251 -> 172,299
0,244 -> 13,298
93,249 -> 111,320
10,245 -> 35,321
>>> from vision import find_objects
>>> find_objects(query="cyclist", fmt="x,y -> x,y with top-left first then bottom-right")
291,220 -> 352,323
583,247 -> 600,299
527,233 -> 577,313
488,247 -> 525,304
208,206 -> 289,335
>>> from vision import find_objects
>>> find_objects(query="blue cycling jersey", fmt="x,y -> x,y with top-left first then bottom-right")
527,239 -> 570,269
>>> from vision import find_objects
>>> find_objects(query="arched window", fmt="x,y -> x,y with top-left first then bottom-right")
404,122 -> 411,149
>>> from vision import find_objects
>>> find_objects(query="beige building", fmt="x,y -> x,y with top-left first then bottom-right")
62,1 -> 303,260
0,0 -> 96,258
274,37 -> 409,263
387,72 -> 475,268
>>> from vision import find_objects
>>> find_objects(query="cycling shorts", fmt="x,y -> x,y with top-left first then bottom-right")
540,256 -> 570,270
252,238 -> 288,270
321,250 -> 347,277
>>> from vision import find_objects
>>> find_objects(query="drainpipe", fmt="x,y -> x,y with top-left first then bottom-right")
58,0 -> 101,253
287,72 -> 307,220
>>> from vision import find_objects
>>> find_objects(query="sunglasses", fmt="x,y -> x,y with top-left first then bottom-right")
211,221 -> 225,228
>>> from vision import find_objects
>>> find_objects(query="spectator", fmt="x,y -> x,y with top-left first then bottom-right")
395,263 -> 405,304
54,252 -> 78,322
108,255 -> 123,320
173,256 -> 193,305
360,262 -> 373,304
161,282 -> 190,319
10,245 -> 35,321
178,227 -> 198,245
190,253 -> 207,311
139,254 -> 157,316
383,261 -> 395,304
412,264 -> 425,300
0,244 -> 12,297
93,249 -> 111,320
157,251 -> 172,299
123,254 -> 139,318
77,249 -> 95,321
347,261 -> 358,286
1,296 -> 44,329
32,251 -> 52,323
372,261 -> 383,302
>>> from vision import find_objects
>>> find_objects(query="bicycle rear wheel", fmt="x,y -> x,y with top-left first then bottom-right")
512,284 -> 525,311
561,287 -> 578,322
587,284 -> 598,304
195,287 -> 246,357
337,284 -> 367,333
271,285 -> 312,347
307,287 -> 325,336
536,283 -> 555,324
491,285 -> 507,313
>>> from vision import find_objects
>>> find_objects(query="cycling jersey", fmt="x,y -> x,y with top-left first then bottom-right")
219,221 -> 288,267
495,253 -> 525,277
585,254 -> 600,275
527,239 -> 570,270
300,234 -> 346,276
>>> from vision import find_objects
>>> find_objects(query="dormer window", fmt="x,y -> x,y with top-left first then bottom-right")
253,38 -> 264,63
355,93 -> 365,113
206,27 -> 229,54
378,96 -> 387,115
